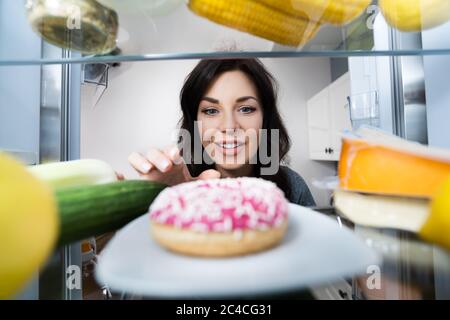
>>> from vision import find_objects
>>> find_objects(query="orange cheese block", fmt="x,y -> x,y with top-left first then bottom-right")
338,127 -> 450,198
81,241 -> 92,253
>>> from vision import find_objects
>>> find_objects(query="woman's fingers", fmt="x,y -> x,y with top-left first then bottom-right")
129,146 -> 188,186
145,148 -> 173,173
128,152 -> 152,174
115,171 -> 125,180
197,169 -> 221,181
163,145 -> 183,165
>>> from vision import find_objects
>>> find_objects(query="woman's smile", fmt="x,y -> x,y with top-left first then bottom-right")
213,140 -> 246,156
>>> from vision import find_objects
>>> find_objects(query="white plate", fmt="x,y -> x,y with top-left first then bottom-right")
96,204 -> 380,298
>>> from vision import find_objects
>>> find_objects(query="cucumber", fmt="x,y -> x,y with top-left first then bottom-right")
55,180 -> 166,246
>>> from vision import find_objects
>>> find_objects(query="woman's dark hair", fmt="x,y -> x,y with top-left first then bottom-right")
178,58 -> 292,199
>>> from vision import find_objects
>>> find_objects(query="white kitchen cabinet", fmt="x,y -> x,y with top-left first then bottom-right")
307,73 -> 352,161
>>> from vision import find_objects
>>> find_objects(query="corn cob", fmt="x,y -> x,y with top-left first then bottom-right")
188,0 -> 321,47
260,0 -> 371,26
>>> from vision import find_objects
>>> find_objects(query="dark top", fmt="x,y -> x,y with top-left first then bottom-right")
280,166 -> 316,207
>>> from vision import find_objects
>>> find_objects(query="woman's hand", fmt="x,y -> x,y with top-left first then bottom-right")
128,145 -> 220,186
115,172 -> 125,180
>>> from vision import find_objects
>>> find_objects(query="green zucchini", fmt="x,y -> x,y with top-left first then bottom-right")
55,180 -> 166,246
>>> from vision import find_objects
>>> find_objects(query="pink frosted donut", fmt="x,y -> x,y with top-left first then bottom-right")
149,177 -> 289,257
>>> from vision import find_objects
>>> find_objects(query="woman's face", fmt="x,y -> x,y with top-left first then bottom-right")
197,70 -> 263,171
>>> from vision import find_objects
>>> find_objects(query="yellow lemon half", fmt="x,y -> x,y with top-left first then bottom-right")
380,0 -> 450,32
0,153 -> 58,299
420,175 -> 450,251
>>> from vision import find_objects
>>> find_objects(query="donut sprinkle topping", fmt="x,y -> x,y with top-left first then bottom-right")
149,177 -> 288,233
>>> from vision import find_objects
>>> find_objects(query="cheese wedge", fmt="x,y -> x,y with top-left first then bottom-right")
338,127 -> 450,198
334,189 -> 430,232
334,176 -> 450,251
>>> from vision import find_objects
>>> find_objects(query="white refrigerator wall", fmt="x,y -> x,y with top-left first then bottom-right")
81,58 -> 335,207
423,22 -> 450,149
0,0 -> 41,160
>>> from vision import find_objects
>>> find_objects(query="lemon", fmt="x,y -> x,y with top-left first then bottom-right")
0,153 -> 58,299
379,0 -> 450,32
420,175 -> 450,251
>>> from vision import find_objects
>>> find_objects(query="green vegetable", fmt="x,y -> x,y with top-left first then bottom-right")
28,159 -> 118,190
55,180 -> 166,246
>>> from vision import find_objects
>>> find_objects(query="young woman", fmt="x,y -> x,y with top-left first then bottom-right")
128,58 -> 316,207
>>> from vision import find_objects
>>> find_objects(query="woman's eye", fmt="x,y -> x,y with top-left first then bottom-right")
239,106 -> 256,114
202,108 -> 219,116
